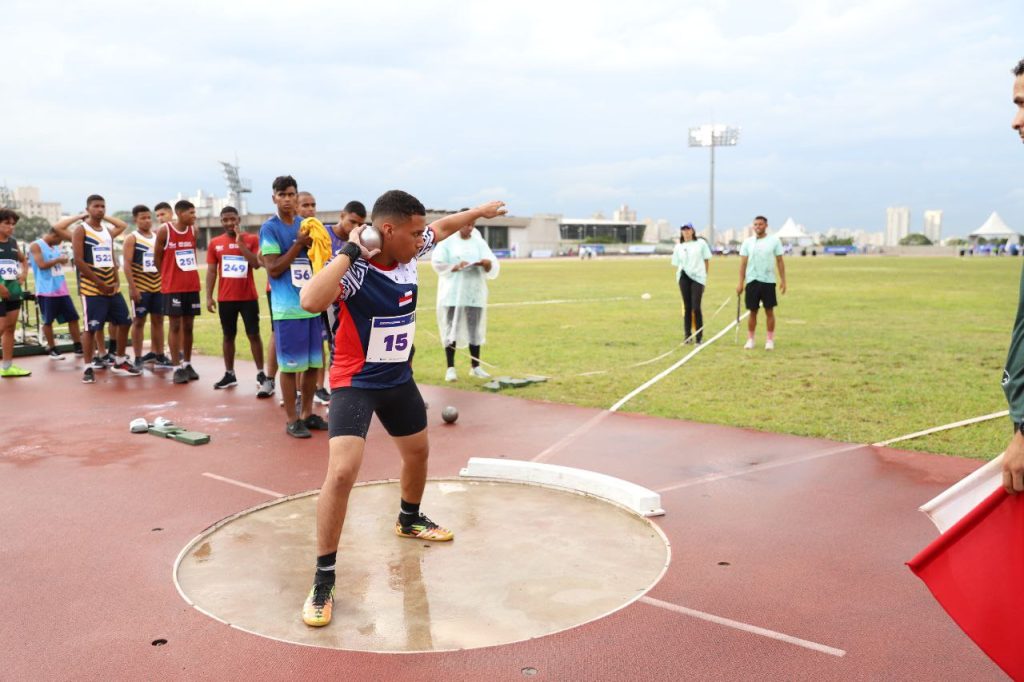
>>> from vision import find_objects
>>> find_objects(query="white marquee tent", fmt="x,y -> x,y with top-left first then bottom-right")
774,217 -> 812,245
969,212 -> 1020,243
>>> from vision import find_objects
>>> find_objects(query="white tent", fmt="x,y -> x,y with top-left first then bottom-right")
970,211 -> 1019,239
774,217 -> 812,246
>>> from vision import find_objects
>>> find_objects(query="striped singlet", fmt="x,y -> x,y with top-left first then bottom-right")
79,223 -> 117,296
130,232 -> 161,293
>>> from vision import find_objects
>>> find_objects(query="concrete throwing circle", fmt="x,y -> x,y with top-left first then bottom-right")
174,479 -> 670,652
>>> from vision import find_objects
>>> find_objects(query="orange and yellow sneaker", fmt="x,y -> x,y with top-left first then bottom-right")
395,513 -> 454,542
302,583 -> 334,627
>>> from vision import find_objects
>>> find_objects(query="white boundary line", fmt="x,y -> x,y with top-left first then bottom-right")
532,411 -> 613,463
871,410 -> 1009,447
639,597 -> 846,658
609,312 -> 749,413
202,472 -> 285,498
655,444 -> 864,493
489,296 -> 635,308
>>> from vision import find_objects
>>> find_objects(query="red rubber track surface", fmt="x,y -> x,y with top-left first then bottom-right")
0,355 -> 1004,681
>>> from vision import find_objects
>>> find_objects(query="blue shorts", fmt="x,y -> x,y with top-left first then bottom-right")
131,291 -> 164,319
82,294 -> 131,332
38,295 -> 80,325
274,317 -> 324,373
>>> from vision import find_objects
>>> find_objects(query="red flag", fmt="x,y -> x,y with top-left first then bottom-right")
908,489 -> 1024,680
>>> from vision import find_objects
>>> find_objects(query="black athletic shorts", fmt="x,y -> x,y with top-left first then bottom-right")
163,291 -> 202,317
745,281 -> 778,311
218,299 -> 261,338
328,379 -> 428,439
0,296 -> 22,315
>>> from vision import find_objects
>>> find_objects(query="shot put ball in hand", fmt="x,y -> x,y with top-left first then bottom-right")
361,225 -> 382,251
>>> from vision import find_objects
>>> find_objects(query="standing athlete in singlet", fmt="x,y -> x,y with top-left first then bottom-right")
123,204 -> 169,369
69,194 -> 140,383
155,199 -> 203,384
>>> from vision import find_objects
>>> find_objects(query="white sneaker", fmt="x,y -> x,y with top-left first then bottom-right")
445,367 -> 457,382
765,339 -> 775,351
743,339 -> 755,350
469,366 -> 491,379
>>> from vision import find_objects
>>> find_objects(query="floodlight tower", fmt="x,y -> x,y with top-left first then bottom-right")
219,160 -> 252,215
688,124 -> 740,246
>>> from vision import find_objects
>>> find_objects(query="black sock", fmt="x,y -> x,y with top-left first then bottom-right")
399,499 -> 420,526
315,552 -> 337,586
469,345 -> 481,368
444,344 -> 456,368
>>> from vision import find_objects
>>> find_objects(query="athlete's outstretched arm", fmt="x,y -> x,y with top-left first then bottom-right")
430,201 -> 507,242
300,224 -> 379,313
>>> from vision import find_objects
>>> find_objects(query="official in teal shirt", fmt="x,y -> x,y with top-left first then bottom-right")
671,223 -> 712,343
736,216 -> 787,351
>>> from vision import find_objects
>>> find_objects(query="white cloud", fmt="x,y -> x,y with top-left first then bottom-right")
3,0 -> 1024,231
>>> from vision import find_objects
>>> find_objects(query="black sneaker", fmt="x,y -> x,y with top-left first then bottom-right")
82,367 -> 95,384
133,357 -> 145,371
140,351 -> 158,364
185,364 -> 199,381
314,387 -> 330,405
304,414 -> 329,431
214,371 -> 237,389
73,342 -> 83,356
257,374 -> 275,399
47,348 -> 64,361
92,357 -> 108,370
103,352 -> 116,365
154,354 -> 175,369
173,367 -> 189,384
110,360 -> 142,376
287,419 -> 312,439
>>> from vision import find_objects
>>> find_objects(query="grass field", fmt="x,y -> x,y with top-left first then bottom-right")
45,255 -> 1021,460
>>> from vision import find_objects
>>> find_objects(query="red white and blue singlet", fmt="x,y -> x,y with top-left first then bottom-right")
329,227 -> 436,389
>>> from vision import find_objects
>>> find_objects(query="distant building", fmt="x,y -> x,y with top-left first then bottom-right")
923,209 -> 943,243
612,204 -> 637,222
175,188 -> 247,219
0,185 -> 63,224
885,206 -> 911,246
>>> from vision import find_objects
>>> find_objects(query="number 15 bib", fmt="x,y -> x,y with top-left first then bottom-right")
365,313 -> 416,363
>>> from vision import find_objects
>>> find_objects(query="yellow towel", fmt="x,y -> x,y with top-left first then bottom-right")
301,217 -> 333,273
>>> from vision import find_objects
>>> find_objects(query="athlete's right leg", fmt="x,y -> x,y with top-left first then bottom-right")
219,305 -> 237,372
168,316 -> 182,362
0,309 -> 15,363
131,314 -> 146,359
150,310 -> 165,357
680,275 -> 693,340
316,435 -> 366,555
266,333 -> 278,379
42,322 -> 56,349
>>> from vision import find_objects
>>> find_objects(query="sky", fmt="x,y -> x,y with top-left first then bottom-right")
4,0 -> 1024,237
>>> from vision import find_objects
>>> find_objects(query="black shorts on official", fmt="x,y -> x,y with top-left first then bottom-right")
328,379 -> 428,439
132,291 -> 164,319
162,291 -> 202,317
0,297 -> 22,315
218,300 -> 261,338
745,281 -> 778,311
82,294 -> 131,331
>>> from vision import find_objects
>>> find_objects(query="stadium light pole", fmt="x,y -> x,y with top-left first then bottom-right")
688,124 -> 740,246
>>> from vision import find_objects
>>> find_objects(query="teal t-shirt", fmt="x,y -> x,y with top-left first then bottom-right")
259,215 -> 317,321
671,240 -> 713,285
740,235 -> 783,284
